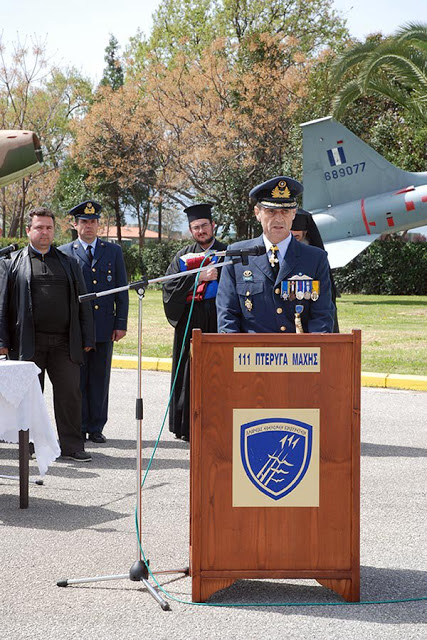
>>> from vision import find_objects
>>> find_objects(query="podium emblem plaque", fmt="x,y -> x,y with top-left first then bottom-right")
240,418 -> 313,500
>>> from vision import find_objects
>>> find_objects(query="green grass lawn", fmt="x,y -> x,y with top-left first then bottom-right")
336,294 -> 427,375
113,290 -> 427,375
113,289 -> 174,359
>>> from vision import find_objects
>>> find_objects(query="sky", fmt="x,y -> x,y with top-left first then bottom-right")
1,0 -> 425,83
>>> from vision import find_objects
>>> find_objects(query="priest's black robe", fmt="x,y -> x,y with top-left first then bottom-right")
163,238 -> 227,440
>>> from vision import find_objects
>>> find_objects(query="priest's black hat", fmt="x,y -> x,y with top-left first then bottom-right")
184,203 -> 213,224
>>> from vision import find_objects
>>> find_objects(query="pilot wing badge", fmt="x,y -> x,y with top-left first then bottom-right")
240,418 -> 312,501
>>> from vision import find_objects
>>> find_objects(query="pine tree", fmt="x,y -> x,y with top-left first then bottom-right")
100,34 -> 124,90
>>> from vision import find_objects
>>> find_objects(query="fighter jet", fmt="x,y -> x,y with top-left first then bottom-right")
301,116 -> 427,268
0,130 -> 43,188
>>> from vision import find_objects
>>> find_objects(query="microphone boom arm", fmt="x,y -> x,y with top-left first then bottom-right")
78,245 -> 267,303
79,258 -> 235,302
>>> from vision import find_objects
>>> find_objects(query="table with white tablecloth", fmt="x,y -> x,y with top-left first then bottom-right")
0,360 -> 61,506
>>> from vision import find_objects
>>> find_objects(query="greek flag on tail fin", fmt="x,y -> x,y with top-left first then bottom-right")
327,146 -> 346,166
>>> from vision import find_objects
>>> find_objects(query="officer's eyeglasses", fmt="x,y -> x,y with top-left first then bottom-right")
190,222 -> 211,232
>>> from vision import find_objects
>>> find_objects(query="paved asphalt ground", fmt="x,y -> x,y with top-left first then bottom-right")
1,369 -> 426,640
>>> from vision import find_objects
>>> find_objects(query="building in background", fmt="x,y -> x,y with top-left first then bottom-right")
98,224 -> 182,246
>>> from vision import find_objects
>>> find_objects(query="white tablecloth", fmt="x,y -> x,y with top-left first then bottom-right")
0,360 -> 60,476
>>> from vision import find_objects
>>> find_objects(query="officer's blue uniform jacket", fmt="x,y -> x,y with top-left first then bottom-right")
216,235 -> 334,333
59,239 -> 128,342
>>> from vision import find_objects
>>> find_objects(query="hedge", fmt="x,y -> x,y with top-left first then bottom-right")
121,240 -> 189,282
333,237 -> 427,295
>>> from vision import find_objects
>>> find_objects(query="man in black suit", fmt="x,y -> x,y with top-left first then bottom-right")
0,208 -> 94,461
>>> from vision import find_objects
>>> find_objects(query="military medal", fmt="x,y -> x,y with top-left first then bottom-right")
304,280 -> 312,300
243,270 -> 253,281
245,298 -> 253,311
289,280 -> 296,301
295,304 -> 304,334
311,280 -> 320,301
281,280 -> 289,300
296,280 -> 304,300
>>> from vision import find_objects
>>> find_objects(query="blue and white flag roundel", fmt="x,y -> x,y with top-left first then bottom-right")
240,418 -> 313,500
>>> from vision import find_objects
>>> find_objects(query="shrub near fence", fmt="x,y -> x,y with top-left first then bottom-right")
121,240 -> 188,282
334,238 -> 427,295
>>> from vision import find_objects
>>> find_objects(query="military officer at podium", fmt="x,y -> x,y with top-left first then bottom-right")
59,200 -> 129,443
216,176 -> 335,334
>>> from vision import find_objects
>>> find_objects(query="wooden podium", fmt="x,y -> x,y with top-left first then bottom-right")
190,330 -> 360,603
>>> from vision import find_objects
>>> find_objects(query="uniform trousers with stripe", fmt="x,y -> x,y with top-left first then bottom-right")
80,340 -> 114,435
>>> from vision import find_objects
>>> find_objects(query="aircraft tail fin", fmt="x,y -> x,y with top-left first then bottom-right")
300,117 -> 426,212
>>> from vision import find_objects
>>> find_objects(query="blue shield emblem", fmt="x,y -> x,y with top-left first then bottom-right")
240,418 -> 313,500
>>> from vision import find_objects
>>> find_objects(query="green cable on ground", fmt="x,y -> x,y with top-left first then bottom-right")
134,522 -> 426,609
134,260 -> 427,609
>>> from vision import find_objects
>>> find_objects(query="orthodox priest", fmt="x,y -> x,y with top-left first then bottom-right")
163,203 -> 227,441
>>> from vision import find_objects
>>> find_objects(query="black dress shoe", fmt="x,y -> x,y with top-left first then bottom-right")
62,451 -> 92,462
88,432 -> 107,443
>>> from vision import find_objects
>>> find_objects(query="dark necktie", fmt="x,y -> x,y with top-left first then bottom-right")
86,244 -> 93,265
269,245 -> 279,277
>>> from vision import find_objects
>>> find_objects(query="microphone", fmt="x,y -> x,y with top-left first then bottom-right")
225,245 -> 266,258
79,292 -> 98,302
204,245 -> 267,258
204,245 -> 266,264
0,243 -> 18,258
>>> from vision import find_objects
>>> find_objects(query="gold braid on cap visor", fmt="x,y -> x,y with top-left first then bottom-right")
259,200 -> 297,208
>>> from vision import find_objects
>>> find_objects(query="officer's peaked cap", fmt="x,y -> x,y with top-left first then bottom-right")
250,176 -> 303,209
69,200 -> 102,219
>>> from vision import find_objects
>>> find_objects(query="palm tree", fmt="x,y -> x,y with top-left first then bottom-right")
332,23 -> 427,124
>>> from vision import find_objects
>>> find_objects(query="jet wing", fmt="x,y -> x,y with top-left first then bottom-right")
325,234 -> 380,269
0,130 -> 43,188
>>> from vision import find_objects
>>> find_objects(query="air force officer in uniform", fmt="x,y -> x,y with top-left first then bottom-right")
60,201 -> 129,442
216,176 -> 335,334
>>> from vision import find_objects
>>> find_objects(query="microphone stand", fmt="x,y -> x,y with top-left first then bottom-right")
56,260 -> 235,610
56,250 -> 257,608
